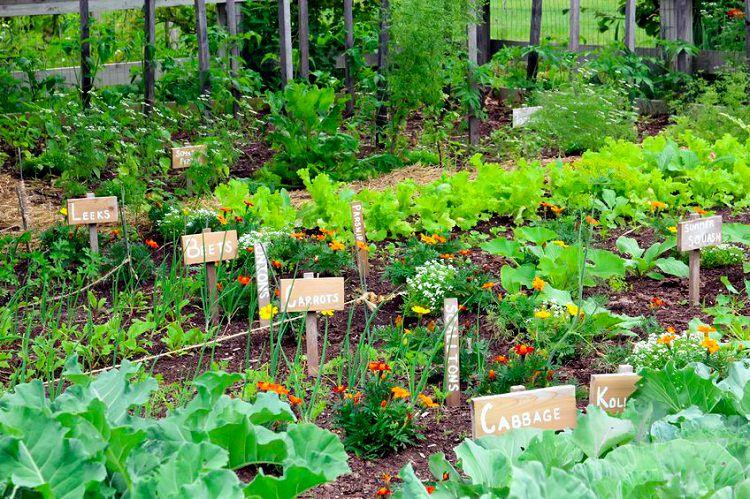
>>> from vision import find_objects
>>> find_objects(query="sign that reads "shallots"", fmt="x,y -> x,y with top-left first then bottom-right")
469,385 -> 577,438
280,277 -> 345,313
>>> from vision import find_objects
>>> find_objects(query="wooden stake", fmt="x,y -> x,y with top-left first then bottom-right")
617,364 -> 633,374
86,192 -> 99,254
299,0 -> 310,80
526,0 -> 542,80
510,385 -> 526,392
624,0 -> 636,51
278,0 -> 293,86
467,11 -> 479,146
350,201 -> 369,282
687,212 -> 700,306
226,0 -> 241,117
444,298 -> 460,407
15,181 -> 31,233
254,243 -> 271,327
203,228 -> 219,325
194,0 -> 211,96
79,0 -> 92,108
569,0 -> 580,52
375,0 -> 390,147
303,272 -> 320,376
144,0 -> 156,114
344,0 -> 355,115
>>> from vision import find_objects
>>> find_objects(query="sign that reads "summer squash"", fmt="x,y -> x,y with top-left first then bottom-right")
280,277 -> 345,312
181,230 -> 238,265
470,385 -> 577,438
67,196 -> 119,226
677,215 -> 722,252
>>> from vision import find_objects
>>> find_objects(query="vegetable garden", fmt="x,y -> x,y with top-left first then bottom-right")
2,0 -> 750,497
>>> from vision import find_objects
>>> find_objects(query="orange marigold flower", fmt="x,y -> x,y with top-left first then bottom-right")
315,234 -> 326,241
658,333 -> 676,346
546,370 -> 554,381
728,8 -> 745,19
291,232 -> 306,240
288,395 -> 302,405
440,253 -> 455,260
585,215 -> 599,226
219,207 -> 232,214
442,472 -> 449,480
145,239 -> 159,250
667,326 -> 676,334
217,282 -> 223,291
488,369 -> 496,380
433,234 -> 447,243
375,487 -> 390,496
697,324 -> 716,334
495,355 -> 508,364
320,228 -> 336,237
692,206 -> 708,215
701,338 -> 720,354
426,320 -> 436,332
650,200 -> 667,211
458,249 -> 471,256
329,240 -> 345,251
514,344 -> 535,356
426,485 -> 436,494
243,200 -> 254,207
649,297 -> 665,308
368,361 -> 391,373
217,214 -> 228,225
532,276 -> 546,292
356,241 -> 370,251
110,228 -> 121,237
420,234 -> 437,245
551,205 -> 564,215
234,216 -> 244,223
394,315 -> 403,327
391,386 -> 410,399
418,393 -> 439,408
380,400 -> 387,408
237,275 -> 251,286
274,288 -> 280,297
332,384 -> 347,394
482,281 -> 496,290
271,259 -> 282,269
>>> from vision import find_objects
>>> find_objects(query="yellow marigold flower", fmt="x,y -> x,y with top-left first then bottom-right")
320,310 -> 334,317
701,338 -> 719,354
667,226 -> 677,233
329,240 -> 345,251
391,386 -> 410,399
420,234 -> 437,245
650,200 -> 667,211
482,281 -> 496,290
566,303 -> 582,317
356,241 -> 370,251
551,240 -> 568,248
259,304 -> 279,321
551,205 -> 564,215
532,276 -> 546,292
217,214 -> 228,225
534,309 -> 551,319
411,305 -> 431,315
60,207 -> 68,217
692,206 -> 708,215
433,234 -> 447,243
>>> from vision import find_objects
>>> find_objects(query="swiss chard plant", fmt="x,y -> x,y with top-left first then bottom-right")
616,236 -> 689,279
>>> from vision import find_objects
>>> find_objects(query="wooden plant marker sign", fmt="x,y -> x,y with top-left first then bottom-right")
254,243 -> 271,328
67,193 -> 119,254
469,385 -> 577,438
677,214 -> 722,306
181,229 -> 238,325
512,106 -> 543,128
350,201 -> 369,281
443,298 -> 460,407
589,365 -> 640,414
171,144 -> 207,170
280,275 -> 345,376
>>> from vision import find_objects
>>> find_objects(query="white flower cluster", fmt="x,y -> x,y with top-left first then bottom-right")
629,331 -> 708,371
406,259 -> 457,310
238,229 -> 290,250
157,206 -> 215,229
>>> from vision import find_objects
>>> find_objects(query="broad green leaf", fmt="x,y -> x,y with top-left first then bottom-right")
208,419 -> 288,469
454,438 -> 512,490
635,362 -> 727,414
514,226 -> 559,245
475,428 -> 542,462
0,407 -> 105,498
571,406 -> 635,458
501,263 -> 535,293
508,461 -> 596,499
655,257 -> 689,278
587,249 -> 626,280
717,361 -> 750,415
615,236 -> 643,259
284,423 -> 350,481
480,238 -> 524,261
723,223 -> 750,245
519,430 -> 584,471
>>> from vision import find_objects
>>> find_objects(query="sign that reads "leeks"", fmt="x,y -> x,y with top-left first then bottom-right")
67,196 -> 119,226
470,385 -> 577,438
280,277 -> 345,312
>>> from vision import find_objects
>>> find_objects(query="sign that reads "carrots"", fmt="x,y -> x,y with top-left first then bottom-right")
280,277 -> 345,312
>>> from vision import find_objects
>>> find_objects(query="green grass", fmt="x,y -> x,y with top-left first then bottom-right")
490,0 -> 657,47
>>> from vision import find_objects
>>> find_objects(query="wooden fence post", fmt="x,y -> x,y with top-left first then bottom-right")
674,0 -> 693,73
226,0 -> 241,116
299,0 -> 310,79
477,0 -> 491,64
344,0 -> 356,115
144,0 -> 156,114
79,0 -> 92,108
278,0 -> 293,86
216,3 -> 227,58
194,0 -> 211,95
375,0 -> 390,147
624,0 -> 636,51
569,0 -> 580,52
526,0 -> 542,80
467,12 -> 479,146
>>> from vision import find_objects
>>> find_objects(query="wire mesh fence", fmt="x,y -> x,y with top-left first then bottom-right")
490,0 -> 658,48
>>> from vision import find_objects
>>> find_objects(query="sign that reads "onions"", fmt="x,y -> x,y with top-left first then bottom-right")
280,277 -> 345,312
469,385 -> 577,438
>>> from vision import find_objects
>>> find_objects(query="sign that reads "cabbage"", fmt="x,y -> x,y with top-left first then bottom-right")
469,385 -> 577,438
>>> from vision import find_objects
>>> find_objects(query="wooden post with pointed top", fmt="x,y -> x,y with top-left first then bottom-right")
255,243 -> 271,328
303,272 -> 320,376
444,298 -> 460,407
278,0 -> 293,86
299,0 -> 310,79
